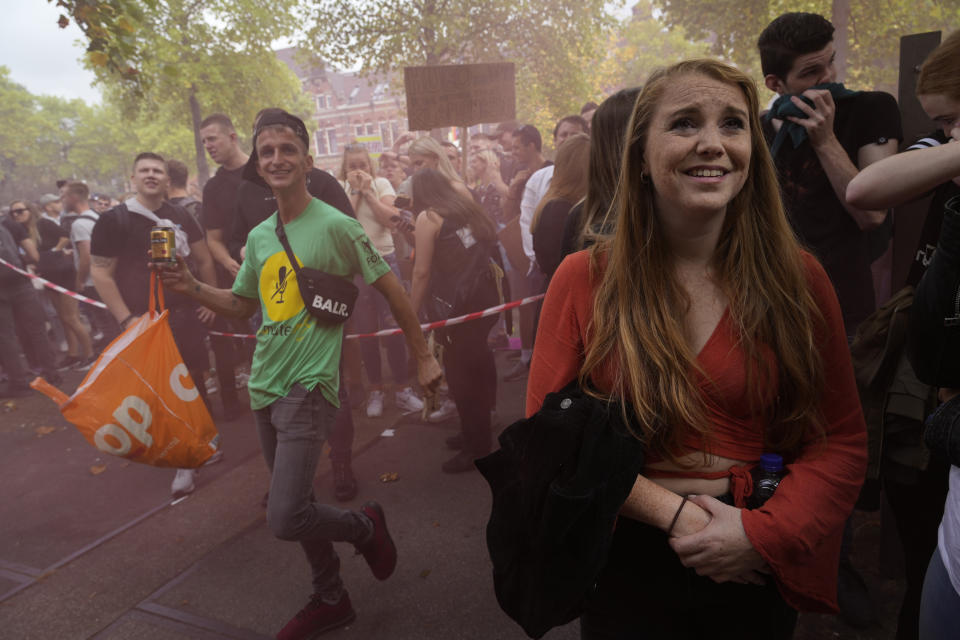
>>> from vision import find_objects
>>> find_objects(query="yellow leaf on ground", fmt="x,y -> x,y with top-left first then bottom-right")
90,465 -> 107,475
35,426 -> 57,436
378,472 -> 399,483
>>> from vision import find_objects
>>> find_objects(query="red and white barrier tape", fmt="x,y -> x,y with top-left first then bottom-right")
209,294 -> 546,340
0,257 -> 107,309
0,256 -> 544,340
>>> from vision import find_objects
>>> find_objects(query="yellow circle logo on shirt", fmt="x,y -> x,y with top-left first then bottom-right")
259,251 -> 304,322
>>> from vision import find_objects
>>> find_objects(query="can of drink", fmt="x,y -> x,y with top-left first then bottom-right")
150,226 -> 176,263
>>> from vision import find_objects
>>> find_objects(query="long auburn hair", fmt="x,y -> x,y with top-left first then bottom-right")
577,87 -> 642,249
411,168 -> 496,245
917,29 -> 960,101
581,59 -> 825,463
530,133 -> 590,234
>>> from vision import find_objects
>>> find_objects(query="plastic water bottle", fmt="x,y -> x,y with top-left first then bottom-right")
747,453 -> 786,509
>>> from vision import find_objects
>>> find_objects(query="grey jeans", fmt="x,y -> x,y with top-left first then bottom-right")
254,382 -> 373,598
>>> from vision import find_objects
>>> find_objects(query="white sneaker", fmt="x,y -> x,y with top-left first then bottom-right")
366,390 -> 385,418
171,468 -> 197,497
395,387 -> 424,413
205,377 -> 218,395
428,398 -> 458,423
234,372 -> 250,389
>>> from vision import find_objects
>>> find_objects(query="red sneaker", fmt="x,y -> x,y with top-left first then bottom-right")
355,501 -> 397,580
276,591 -> 355,639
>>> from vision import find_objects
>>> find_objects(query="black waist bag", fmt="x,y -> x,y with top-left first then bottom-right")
276,216 -> 358,325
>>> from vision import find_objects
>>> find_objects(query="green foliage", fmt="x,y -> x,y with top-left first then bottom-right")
302,0 -> 618,152
48,0 -> 153,95
654,0 -> 960,95
63,0 -> 306,183
609,1 -> 713,88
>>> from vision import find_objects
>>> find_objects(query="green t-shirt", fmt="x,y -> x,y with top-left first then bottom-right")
233,198 -> 391,409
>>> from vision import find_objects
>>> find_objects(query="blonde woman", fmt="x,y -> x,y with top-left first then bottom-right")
338,144 -> 423,417
469,149 -> 509,227
407,136 -> 471,198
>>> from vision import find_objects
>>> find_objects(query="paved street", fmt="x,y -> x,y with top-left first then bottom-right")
1,351 -> 904,639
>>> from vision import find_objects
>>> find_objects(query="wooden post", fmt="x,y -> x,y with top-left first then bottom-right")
892,31 -> 942,291
461,125 -> 470,178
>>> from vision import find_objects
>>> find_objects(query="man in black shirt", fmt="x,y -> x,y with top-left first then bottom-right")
200,114 -> 249,277
758,12 -> 901,337
91,152 -> 219,497
170,154 -> 243,417
758,11 -> 901,630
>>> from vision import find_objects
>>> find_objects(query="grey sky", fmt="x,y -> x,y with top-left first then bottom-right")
0,1 -> 101,103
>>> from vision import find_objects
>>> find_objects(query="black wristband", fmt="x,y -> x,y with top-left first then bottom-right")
667,495 -> 689,537
120,314 -> 135,327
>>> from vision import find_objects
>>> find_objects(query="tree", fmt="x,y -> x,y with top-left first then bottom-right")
49,0 -> 153,95
301,0 -> 618,150
606,2 -> 713,89
654,0 -> 960,96
61,0 -> 307,185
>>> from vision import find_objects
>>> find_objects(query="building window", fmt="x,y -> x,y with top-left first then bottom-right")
315,130 -> 328,156
354,124 -> 364,138
391,121 -> 401,140
327,129 -> 338,155
365,122 -> 376,135
379,121 -> 392,148
315,94 -> 328,111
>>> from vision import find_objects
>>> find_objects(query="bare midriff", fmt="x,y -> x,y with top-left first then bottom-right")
645,451 -> 751,497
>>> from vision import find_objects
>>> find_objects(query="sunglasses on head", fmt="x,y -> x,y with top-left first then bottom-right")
10,207 -> 28,215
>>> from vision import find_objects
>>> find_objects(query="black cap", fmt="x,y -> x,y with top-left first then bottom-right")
242,109 -> 310,188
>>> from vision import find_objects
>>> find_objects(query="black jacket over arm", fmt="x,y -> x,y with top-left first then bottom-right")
476,380 -> 646,639
909,194 -> 960,388
909,194 -> 960,466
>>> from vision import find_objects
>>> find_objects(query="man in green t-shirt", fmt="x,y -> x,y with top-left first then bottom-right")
157,110 -> 442,639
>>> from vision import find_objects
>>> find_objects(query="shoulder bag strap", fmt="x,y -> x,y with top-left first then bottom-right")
274,216 -> 303,277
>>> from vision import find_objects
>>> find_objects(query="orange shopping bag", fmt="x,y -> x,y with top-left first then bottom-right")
33,273 -> 219,468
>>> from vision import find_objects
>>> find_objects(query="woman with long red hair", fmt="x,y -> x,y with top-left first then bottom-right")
528,59 -> 867,638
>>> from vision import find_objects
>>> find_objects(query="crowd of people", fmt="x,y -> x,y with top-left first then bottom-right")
1,10 -> 958,640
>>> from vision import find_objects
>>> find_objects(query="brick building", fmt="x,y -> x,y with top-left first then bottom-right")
275,48 -> 408,174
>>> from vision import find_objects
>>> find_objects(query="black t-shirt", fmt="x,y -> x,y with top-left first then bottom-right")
763,90 -> 902,333
533,198 -> 574,280
201,165 -> 245,232
37,216 -> 67,251
229,168 -> 354,258
906,131 -> 960,287
2,217 -> 28,246
90,201 -> 204,314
